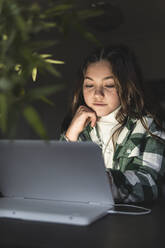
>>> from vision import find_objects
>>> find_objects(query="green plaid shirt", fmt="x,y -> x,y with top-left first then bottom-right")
61,117 -> 165,203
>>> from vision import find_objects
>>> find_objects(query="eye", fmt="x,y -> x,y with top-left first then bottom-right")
105,84 -> 115,88
84,84 -> 93,88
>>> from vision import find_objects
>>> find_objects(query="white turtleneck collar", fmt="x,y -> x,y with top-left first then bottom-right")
90,106 -> 121,169
97,106 -> 121,124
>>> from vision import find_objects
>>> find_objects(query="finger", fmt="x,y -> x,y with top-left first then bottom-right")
90,116 -> 97,127
86,112 -> 97,128
84,117 -> 91,128
79,105 -> 94,113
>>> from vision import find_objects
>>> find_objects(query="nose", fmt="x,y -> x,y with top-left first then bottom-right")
94,87 -> 104,97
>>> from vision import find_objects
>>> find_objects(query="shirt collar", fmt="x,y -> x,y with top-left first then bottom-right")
97,106 -> 121,124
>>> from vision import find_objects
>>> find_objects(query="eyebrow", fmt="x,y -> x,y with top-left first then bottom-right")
84,76 -> 114,81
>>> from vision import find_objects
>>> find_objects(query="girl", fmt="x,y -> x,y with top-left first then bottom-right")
60,45 -> 165,203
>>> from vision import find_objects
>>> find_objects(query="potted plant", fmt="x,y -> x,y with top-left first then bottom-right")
0,0 -> 102,139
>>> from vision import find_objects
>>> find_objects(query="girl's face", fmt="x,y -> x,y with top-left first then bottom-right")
83,60 -> 120,117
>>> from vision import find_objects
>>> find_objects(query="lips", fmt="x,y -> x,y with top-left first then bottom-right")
93,103 -> 107,106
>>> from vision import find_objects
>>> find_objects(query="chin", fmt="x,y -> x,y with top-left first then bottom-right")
95,110 -> 111,117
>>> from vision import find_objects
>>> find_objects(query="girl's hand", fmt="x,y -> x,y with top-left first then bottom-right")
65,105 -> 97,141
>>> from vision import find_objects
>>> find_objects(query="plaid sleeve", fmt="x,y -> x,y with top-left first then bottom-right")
109,135 -> 165,203
59,132 -> 68,141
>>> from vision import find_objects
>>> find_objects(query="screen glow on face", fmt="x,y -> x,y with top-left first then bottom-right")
83,60 -> 120,117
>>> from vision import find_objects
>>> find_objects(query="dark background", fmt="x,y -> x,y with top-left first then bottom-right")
17,0 -> 165,140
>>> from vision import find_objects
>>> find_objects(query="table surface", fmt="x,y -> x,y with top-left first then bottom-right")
0,198 -> 165,248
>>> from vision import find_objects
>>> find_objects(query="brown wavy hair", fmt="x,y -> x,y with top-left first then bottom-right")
62,45 -> 165,144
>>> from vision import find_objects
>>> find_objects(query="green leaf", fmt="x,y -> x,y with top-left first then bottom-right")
83,31 -> 102,46
45,4 -> 74,15
40,54 -> 65,64
43,63 -> 61,77
40,96 -> 55,106
41,22 -> 57,29
32,67 -> 37,82
23,105 -> 47,139
77,9 -> 104,20
0,77 -> 12,90
40,54 -> 52,58
73,20 -> 102,46
0,93 -> 7,133
0,63 -> 5,69
1,30 -> 16,59
29,2 -> 41,12
8,2 -> 28,40
0,0 -> 5,14
45,59 -> 65,64
2,34 -> 8,41
15,64 -> 22,75
29,40 -> 59,51
28,85 -> 64,100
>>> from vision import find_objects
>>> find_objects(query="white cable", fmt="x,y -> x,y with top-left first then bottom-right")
107,204 -> 151,215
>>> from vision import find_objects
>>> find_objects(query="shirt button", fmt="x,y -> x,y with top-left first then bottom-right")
126,149 -> 131,154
